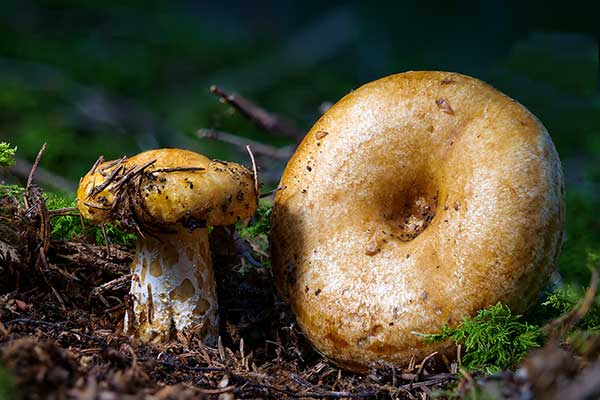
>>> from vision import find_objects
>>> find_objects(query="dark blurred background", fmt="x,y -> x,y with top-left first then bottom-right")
0,0 -> 598,281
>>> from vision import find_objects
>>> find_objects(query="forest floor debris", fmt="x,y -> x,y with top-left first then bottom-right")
1,174 -> 600,399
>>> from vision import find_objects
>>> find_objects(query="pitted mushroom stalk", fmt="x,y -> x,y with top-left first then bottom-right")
127,225 -> 216,342
77,149 -> 258,343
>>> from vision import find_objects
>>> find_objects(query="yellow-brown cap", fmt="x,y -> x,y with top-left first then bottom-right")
77,148 -> 258,230
271,71 -> 565,372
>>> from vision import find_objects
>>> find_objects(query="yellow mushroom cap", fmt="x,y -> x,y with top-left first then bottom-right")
77,148 -> 258,230
271,71 -> 565,372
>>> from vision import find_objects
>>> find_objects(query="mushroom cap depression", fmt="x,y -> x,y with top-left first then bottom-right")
77,148 -> 258,230
270,71 -> 565,372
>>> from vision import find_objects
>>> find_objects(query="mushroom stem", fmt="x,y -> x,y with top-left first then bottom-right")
125,225 -> 218,343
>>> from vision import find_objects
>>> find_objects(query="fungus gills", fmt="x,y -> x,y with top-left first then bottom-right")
126,225 -> 218,343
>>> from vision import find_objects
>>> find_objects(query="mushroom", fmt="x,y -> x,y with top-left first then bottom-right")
270,71 -> 565,372
77,148 -> 258,343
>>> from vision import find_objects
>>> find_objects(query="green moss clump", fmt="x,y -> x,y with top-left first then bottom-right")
543,250 -> 600,331
421,303 -> 543,373
0,143 -> 17,167
45,193 -> 136,248
239,201 -> 272,239
45,194 -> 80,241
0,184 -> 24,199
236,201 -> 272,272
92,220 -> 137,248
1,142 -> 23,199
543,285 -> 600,331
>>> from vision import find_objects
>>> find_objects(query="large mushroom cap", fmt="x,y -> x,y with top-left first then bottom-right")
78,148 -> 258,230
271,71 -> 565,372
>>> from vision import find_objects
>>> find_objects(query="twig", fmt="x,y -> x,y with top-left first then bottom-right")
458,368 -> 474,386
209,85 -> 302,138
87,156 -> 105,176
100,223 -> 111,257
246,145 -> 260,200
104,302 -> 126,314
149,167 -> 205,174
414,351 -> 438,380
183,383 -> 236,395
83,202 -> 111,210
46,262 -> 81,282
400,373 -> 456,390
87,164 -> 124,198
197,129 -> 292,159
260,185 -> 286,199
98,156 -> 127,174
91,274 -> 132,297
111,159 -> 156,192
47,207 -> 79,217
23,143 -> 47,209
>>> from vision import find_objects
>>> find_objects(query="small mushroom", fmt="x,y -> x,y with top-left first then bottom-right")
77,149 -> 258,343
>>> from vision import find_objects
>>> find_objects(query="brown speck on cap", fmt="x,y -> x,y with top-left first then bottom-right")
316,130 -> 329,140
435,98 -> 455,115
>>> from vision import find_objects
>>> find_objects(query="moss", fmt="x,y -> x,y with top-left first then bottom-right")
236,200 -> 271,273
0,143 -> 16,167
421,303 -> 543,374
92,220 -> 137,248
45,193 -> 136,247
45,194 -> 79,241
239,201 -> 272,239
0,142 -> 23,202
0,184 -> 24,199
543,250 -> 600,331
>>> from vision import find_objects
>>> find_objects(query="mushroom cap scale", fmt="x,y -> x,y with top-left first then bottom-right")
77,148 -> 258,229
271,71 -> 565,372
